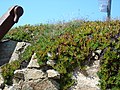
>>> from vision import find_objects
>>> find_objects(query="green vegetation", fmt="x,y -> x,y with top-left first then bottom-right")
1,61 -> 20,85
2,20 -> 120,90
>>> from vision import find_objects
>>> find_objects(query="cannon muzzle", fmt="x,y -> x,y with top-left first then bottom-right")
0,5 -> 24,40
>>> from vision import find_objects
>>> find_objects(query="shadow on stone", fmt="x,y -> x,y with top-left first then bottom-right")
0,40 -> 17,66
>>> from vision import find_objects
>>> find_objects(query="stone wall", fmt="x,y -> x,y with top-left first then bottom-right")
0,40 -> 30,66
0,40 -> 100,90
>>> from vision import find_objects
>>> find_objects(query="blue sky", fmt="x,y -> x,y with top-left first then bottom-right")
0,0 -> 120,26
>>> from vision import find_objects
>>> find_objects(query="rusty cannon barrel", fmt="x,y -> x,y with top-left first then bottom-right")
0,5 -> 24,40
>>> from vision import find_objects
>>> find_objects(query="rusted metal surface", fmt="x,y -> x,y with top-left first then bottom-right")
0,5 -> 24,40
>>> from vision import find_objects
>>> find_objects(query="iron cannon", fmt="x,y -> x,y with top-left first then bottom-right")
0,5 -> 24,40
